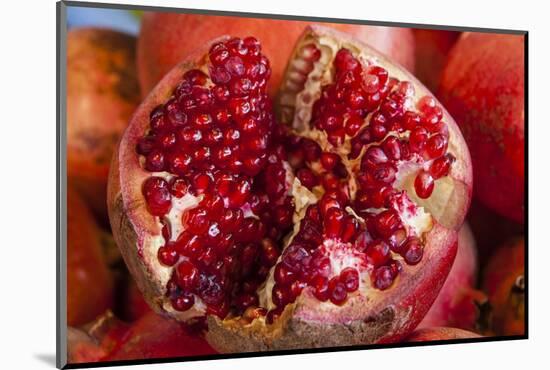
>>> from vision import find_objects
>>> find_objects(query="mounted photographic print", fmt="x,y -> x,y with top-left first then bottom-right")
57,1 -> 527,368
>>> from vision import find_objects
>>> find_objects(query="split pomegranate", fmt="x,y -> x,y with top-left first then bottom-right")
439,33 -> 525,223
137,12 -> 415,97
406,327 -> 481,342
67,28 -> 140,222
68,186 -> 113,326
419,224 -> 488,332
108,26 -> 472,351
483,238 -> 525,336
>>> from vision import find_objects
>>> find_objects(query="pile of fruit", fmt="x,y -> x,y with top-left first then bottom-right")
66,13 -> 525,364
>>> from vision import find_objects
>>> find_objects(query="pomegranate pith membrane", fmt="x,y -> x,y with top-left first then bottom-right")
134,37 -> 455,323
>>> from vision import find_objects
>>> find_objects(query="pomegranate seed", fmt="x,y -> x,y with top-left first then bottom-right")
429,154 -> 455,179
425,134 -> 448,159
184,207 -> 209,234
144,149 -> 165,172
282,244 -> 311,273
362,146 -> 388,169
402,237 -> 424,265
297,168 -> 318,189
382,136 -> 401,160
409,126 -> 429,153
328,277 -> 347,305
340,267 -> 360,292
414,170 -> 435,199
324,208 -> 345,239
365,240 -> 391,266
372,265 -> 396,290
311,275 -> 329,301
274,264 -> 297,285
334,48 -> 360,73
184,69 -> 207,85
158,246 -> 178,266
272,284 -> 292,307
172,294 -> 195,311
137,136 -> 156,155
375,210 -> 401,238
402,111 -> 421,131
142,177 -> 172,216
302,139 -> 321,161
176,260 -> 199,290
320,152 -> 340,171
261,239 -> 280,267
169,177 -> 189,198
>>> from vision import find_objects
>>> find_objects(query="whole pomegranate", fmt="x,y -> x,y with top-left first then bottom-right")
108,26 -> 472,351
68,28 -> 140,222
483,238 -> 525,336
68,186 -> 113,326
104,311 -> 217,361
137,12 -> 415,97
413,29 -> 460,92
407,327 -> 481,342
419,223 -> 487,331
439,33 -> 525,223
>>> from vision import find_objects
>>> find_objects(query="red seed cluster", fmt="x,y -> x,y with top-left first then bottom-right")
137,38 -> 297,317
264,47 -> 457,318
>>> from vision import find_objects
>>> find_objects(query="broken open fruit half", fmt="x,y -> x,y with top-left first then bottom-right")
108,26 -> 472,352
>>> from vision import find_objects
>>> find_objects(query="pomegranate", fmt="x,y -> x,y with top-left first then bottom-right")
412,29 -> 460,92
439,33 -> 525,223
104,311 -> 217,361
407,327 -> 481,342
137,12 -> 415,97
483,238 -> 525,336
419,223 -> 488,331
67,28 -> 140,222
108,26 -> 472,351
68,186 -> 113,326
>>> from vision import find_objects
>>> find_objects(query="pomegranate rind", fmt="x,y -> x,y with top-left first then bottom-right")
205,26 -> 472,351
108,37 -> 231,320
418,223 -> 486,330
406,326 -> 481,342
439,33 -> 524,223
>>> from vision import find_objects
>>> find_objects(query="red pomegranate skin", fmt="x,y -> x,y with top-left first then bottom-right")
67,28 -> 140,223
67,186 -> 113,326
413,29 -> 460,92
137,12 -> 415,97
104,311 -> 217,361
439,33 -> 525,223
483,238 -> 525,336
407,327 -> 481,342
418,223 -> 485,331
